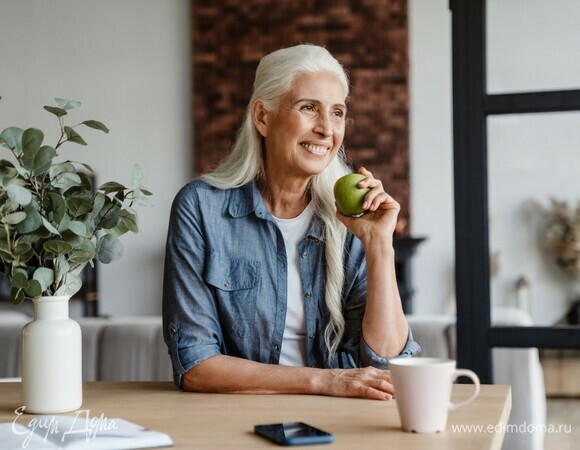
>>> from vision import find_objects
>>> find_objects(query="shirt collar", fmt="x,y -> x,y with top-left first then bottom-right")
227,181 -> 265,218
227,180 -> 326,242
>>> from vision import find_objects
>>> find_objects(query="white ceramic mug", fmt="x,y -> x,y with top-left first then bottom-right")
389,357 -> 480,433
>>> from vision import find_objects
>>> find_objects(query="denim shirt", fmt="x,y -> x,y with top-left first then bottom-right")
162,179 -> 420,388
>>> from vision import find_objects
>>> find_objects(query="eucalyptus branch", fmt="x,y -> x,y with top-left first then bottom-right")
0,98 -> 150,302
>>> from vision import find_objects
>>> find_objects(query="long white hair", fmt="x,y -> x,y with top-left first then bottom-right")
202,44 -> 351,360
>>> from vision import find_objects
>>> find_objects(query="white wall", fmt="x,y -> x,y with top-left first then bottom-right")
409,0 -> 580,324
0,0 -> 192,316
409,0 -> 455,315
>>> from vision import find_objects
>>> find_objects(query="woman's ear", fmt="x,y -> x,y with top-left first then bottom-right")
252,100 -> 269,138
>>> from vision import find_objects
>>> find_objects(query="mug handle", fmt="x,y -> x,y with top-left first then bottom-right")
448,369 -> 481,411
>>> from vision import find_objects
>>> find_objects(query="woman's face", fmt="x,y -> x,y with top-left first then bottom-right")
255,71 -> 347,183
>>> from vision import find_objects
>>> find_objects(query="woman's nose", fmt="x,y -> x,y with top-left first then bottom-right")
314,113 -> 333,137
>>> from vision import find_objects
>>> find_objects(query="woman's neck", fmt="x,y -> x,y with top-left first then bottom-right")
259,176 -> 311,219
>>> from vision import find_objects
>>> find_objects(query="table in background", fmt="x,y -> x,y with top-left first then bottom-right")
0,382 -> 511,449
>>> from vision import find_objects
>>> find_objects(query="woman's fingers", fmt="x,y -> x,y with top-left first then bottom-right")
354,167 -> 397,212
327,367 -> 395,400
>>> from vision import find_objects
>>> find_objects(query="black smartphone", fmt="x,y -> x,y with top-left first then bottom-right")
254,422 -> 335,446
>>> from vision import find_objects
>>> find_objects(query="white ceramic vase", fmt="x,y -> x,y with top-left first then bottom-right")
21,295 -> 82,414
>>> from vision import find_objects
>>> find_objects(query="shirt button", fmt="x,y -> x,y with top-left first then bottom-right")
274,345 -> 279,350
301,251 -> 308,258
305,292 -> 312,299
223,280 -> 229,287
170,326 -> 177,335
309,334 -> 315,340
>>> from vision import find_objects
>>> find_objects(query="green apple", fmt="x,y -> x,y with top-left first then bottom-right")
333,173 -> 370,216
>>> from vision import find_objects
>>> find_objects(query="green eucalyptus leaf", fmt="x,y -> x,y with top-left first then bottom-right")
21,128 -> 44,159
108,220 -> 128,237
14,164 -> 30,178
135,193 -> 154,208
1,211 -> 26,225
11,287 -> 25,304
12,268 -> 28,289
131,164 -> 143,190
31,145 -> 57,175
109,209 -> 139,237
64,126 -> 87,145
96,234 -> 123,264
140,189 -> 153,196
13,242 -> 32,256
47,192 -> 66,225
81,163 -> 94,173
0,159 -> 17,185
69,262 -> 88,276
49,162 -> 76,179
43,106 -> 68,117
43,239 -> 73,256
77,172 -> 93,190
67,220 -> 87,237
53,171 -> 82,190
6,184 -> 32,206
54,273 -> 82,296
67,196 -> 93,217
57,213 -> 71,234
24,279 -> 42,298
98,204 -> 121,229
55,98 -> 81,110
16,206 -> 42,233
33,267 -> 54,291
114,190 -> 126,203
1,200 -> 20,214
75,238 -> 96,254
90,192 -> 106,219
82,120 -> 109,133
0,127 -> 24,153
41,217 -> 60,235
69,249 -> 93,264
99,181 -> 126,194
53,255 -> 69,286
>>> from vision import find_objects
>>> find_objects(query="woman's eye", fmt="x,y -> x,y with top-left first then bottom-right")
333,109 -> 345,118
301,104 -> 316,112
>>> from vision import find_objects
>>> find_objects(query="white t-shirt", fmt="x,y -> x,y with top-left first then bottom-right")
273,202 -> 315,367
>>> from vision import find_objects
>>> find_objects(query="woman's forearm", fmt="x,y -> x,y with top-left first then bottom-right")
361,241 -> 409,358
183,354 -> 322,394
183,354 -> 396,400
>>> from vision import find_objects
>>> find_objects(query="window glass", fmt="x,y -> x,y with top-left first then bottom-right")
487,0 -> 580,93
488,112 -> 580,326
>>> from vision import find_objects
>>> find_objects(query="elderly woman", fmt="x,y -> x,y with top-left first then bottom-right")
163,44 -> 419,400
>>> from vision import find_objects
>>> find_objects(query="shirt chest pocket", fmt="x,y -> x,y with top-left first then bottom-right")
204,253 -> 261,338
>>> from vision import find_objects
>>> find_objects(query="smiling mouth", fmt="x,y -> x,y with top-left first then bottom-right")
300,143 -> 330,156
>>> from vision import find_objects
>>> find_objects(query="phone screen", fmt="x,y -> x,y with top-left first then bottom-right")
254,422 -> 335,446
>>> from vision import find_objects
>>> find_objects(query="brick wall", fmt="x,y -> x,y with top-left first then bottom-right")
192,0 -> 410,230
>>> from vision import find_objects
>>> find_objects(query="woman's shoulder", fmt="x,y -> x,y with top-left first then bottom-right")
172,178 -> 249,209
175,178 -> 227,199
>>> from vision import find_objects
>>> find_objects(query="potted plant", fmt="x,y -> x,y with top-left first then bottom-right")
0,97 -> 152,413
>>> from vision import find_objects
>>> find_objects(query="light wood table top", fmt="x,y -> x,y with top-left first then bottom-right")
0,382 -> 511,449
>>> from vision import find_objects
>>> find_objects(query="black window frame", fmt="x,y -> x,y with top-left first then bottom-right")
450,0 -> 580,383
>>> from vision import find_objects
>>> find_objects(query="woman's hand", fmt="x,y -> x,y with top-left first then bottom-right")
335,167 -> 400,246
315,366 -> 395,400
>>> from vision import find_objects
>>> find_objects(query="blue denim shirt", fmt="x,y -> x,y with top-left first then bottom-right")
163,179 -> 420,388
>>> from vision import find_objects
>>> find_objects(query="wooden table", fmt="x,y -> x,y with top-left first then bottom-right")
0,382 -> 511,449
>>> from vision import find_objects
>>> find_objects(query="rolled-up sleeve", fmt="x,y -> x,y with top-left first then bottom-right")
359,325 -> 421,369
162,184 -> 222,389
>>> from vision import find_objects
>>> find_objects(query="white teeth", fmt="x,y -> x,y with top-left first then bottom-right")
301,143 -> 328,155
